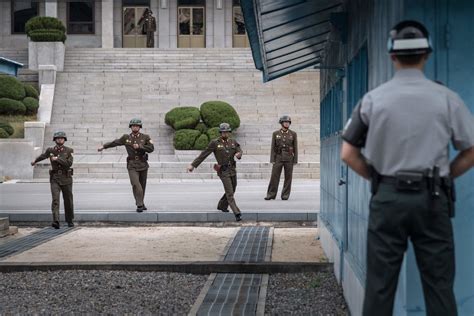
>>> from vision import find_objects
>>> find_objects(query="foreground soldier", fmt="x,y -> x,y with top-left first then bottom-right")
341,21 -> 474,315
31,131 -> 74,229
187,123 -> 243,221
265,115 -> 298,200
98,118 -> 154,212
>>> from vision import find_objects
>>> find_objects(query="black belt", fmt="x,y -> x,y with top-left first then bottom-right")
127,156 -> 146,162
379,176 -> 449,186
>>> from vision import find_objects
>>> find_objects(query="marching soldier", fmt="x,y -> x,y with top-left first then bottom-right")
142,9 -> 156,48
187,123 -> 243,222
98,118 -> 154,212
265,115 -> 298,200
31,131 -> 75,229
341,21 -> 474,315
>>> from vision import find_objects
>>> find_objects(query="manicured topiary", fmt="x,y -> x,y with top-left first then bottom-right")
174,129 -> 201,150
200,101 -> 240,130
25,17 -> 66,42
165,107 -> 200,130
194,133 -> 209,150
0,128 -> 9,138
0,122 -> 14,136
207,127 -> 220,140
23,97 -> 40,114
195,122 -> 208,134
24,84 -> 39,99
0,75 -> 26,101
0,98 -> 26,115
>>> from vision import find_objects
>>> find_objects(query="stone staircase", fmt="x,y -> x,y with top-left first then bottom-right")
35,48 -> 320,179
0,49 -> 38,88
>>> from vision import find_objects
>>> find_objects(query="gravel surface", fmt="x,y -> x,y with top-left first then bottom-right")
265,272 -> 348,315
0,271 -> 207,315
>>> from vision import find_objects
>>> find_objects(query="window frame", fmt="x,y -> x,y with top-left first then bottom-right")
66,1 -> 95,35
10,0 -> 39,35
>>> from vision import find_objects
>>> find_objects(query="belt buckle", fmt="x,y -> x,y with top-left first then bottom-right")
57,170 -> 62,175
135,156 -> 140,161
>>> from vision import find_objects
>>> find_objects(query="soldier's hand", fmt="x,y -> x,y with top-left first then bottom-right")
133,143 -> 140,149
30,161 -> 35,166
98,146 -> 104,152
51,156 -> 58,161
187,165 -> 195,173
235,152 -> 242,159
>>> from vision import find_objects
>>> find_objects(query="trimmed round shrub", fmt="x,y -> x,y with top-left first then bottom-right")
24,84 -> 39,99
0,75 -> 26,100
207,127 -> 220,140
174,129 -> 201,150
195,122 -> 208,134
0,128 -> 9,139
0,98 -> 26,115
194,133 -> 209,150
28,29 -> 66,42
200,101 -> 240,130
23,97 -> 40,114
165,107 -> 200,130
0,122 -> 14,136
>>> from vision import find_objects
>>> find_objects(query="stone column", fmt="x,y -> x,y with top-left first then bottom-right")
44,0 -> 58,18
213,0 -> 226,47
159,0 -> 171,48
101,0 -> 114,48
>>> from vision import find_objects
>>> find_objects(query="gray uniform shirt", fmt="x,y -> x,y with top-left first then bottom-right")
357,69 -> 474,176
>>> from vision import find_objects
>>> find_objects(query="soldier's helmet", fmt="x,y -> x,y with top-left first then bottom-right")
129,118 -> 143,128
219,123 -> 232,132
388,20 -> 432,55
279,115 -> 292,124
53,131 -> 67,141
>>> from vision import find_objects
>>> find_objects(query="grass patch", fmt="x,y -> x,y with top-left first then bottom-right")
0,114 -> 37,138
308,276 -> 322,289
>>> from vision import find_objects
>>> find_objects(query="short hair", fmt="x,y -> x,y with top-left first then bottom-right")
394,53 -> 426,66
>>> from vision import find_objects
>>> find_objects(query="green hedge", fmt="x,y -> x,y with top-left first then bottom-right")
0,75 -> 26,101
194,133 -> 209,150
195,122 -> 208,134
0,128 -> 9,139
23,97 -> 40,114
0,98 -> 26,115
174,129 -> 201,150
165,107 -> 200,130
0,122 -> 14,136
200,101 -> 240,129
24,84 -> 39,99
25,17 -> 66,42
207,127 -> 220,140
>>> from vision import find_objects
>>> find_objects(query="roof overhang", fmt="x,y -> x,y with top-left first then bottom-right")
241,0 -> 342,82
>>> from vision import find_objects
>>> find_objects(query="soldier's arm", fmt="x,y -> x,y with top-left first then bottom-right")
270,133 -> 276,163
32,148 -> 51,164
56,149 -> 74,168
235,141 -> 243,159
139,136 -> 154,153
293,132 -> 298,164
191,140 -> 217,168
103,135 -> 127,149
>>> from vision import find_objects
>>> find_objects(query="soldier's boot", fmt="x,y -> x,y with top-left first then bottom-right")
218,207 -> 230,213
136,206 -> 144,213
52,221 -> 60,229
143,205 -> 148,211
235,214 -> 242,222
264,196 -> 275,200
67,222 -> 74,228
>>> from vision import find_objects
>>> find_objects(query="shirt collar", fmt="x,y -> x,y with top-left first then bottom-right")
393,68 -> 426,80
280,129 -> 289,134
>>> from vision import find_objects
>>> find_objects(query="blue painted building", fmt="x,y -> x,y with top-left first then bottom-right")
242,0 -> 474,315
0,57 -> 23,77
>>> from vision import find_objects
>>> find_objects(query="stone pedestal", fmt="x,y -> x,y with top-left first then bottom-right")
28,41 -> 65,71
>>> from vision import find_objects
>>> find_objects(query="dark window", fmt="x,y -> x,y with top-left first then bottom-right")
232,0 -> 240,6
122,0 -> 150,5
178,0 -> 205,6
11,0 -> 39,34
67,1 -> 95,34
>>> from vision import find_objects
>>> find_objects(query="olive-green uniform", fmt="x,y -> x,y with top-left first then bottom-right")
191,137 -> 242,215
33,145 -> 74,223
103,133 -> 154,207
266,129 -> 298,200
143,13 -> 156,48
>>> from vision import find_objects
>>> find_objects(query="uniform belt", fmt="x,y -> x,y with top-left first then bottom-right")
127,156 -> 146,161
50,169 -> 66,175
379,175 -> 449,186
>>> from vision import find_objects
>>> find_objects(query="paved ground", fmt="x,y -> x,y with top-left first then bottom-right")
0,179 -> 319,213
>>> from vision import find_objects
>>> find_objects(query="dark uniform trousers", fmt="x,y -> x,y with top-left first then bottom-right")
363,183 -> 456,316
128,168 -> 148,207
50,175 -> 74,223
267,157 -> 294,199
217,170 -> 241,215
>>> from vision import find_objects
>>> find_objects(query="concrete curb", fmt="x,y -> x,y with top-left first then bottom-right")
0,261 -> 332,274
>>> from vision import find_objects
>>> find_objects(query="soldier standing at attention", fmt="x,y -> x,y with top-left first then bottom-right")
31,131 -> 75,229
341,21 -> 474,315
98,119 -> 154,213
143,9 -> 157,48
187,123 -> 243,222
265,115 -> 298,200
